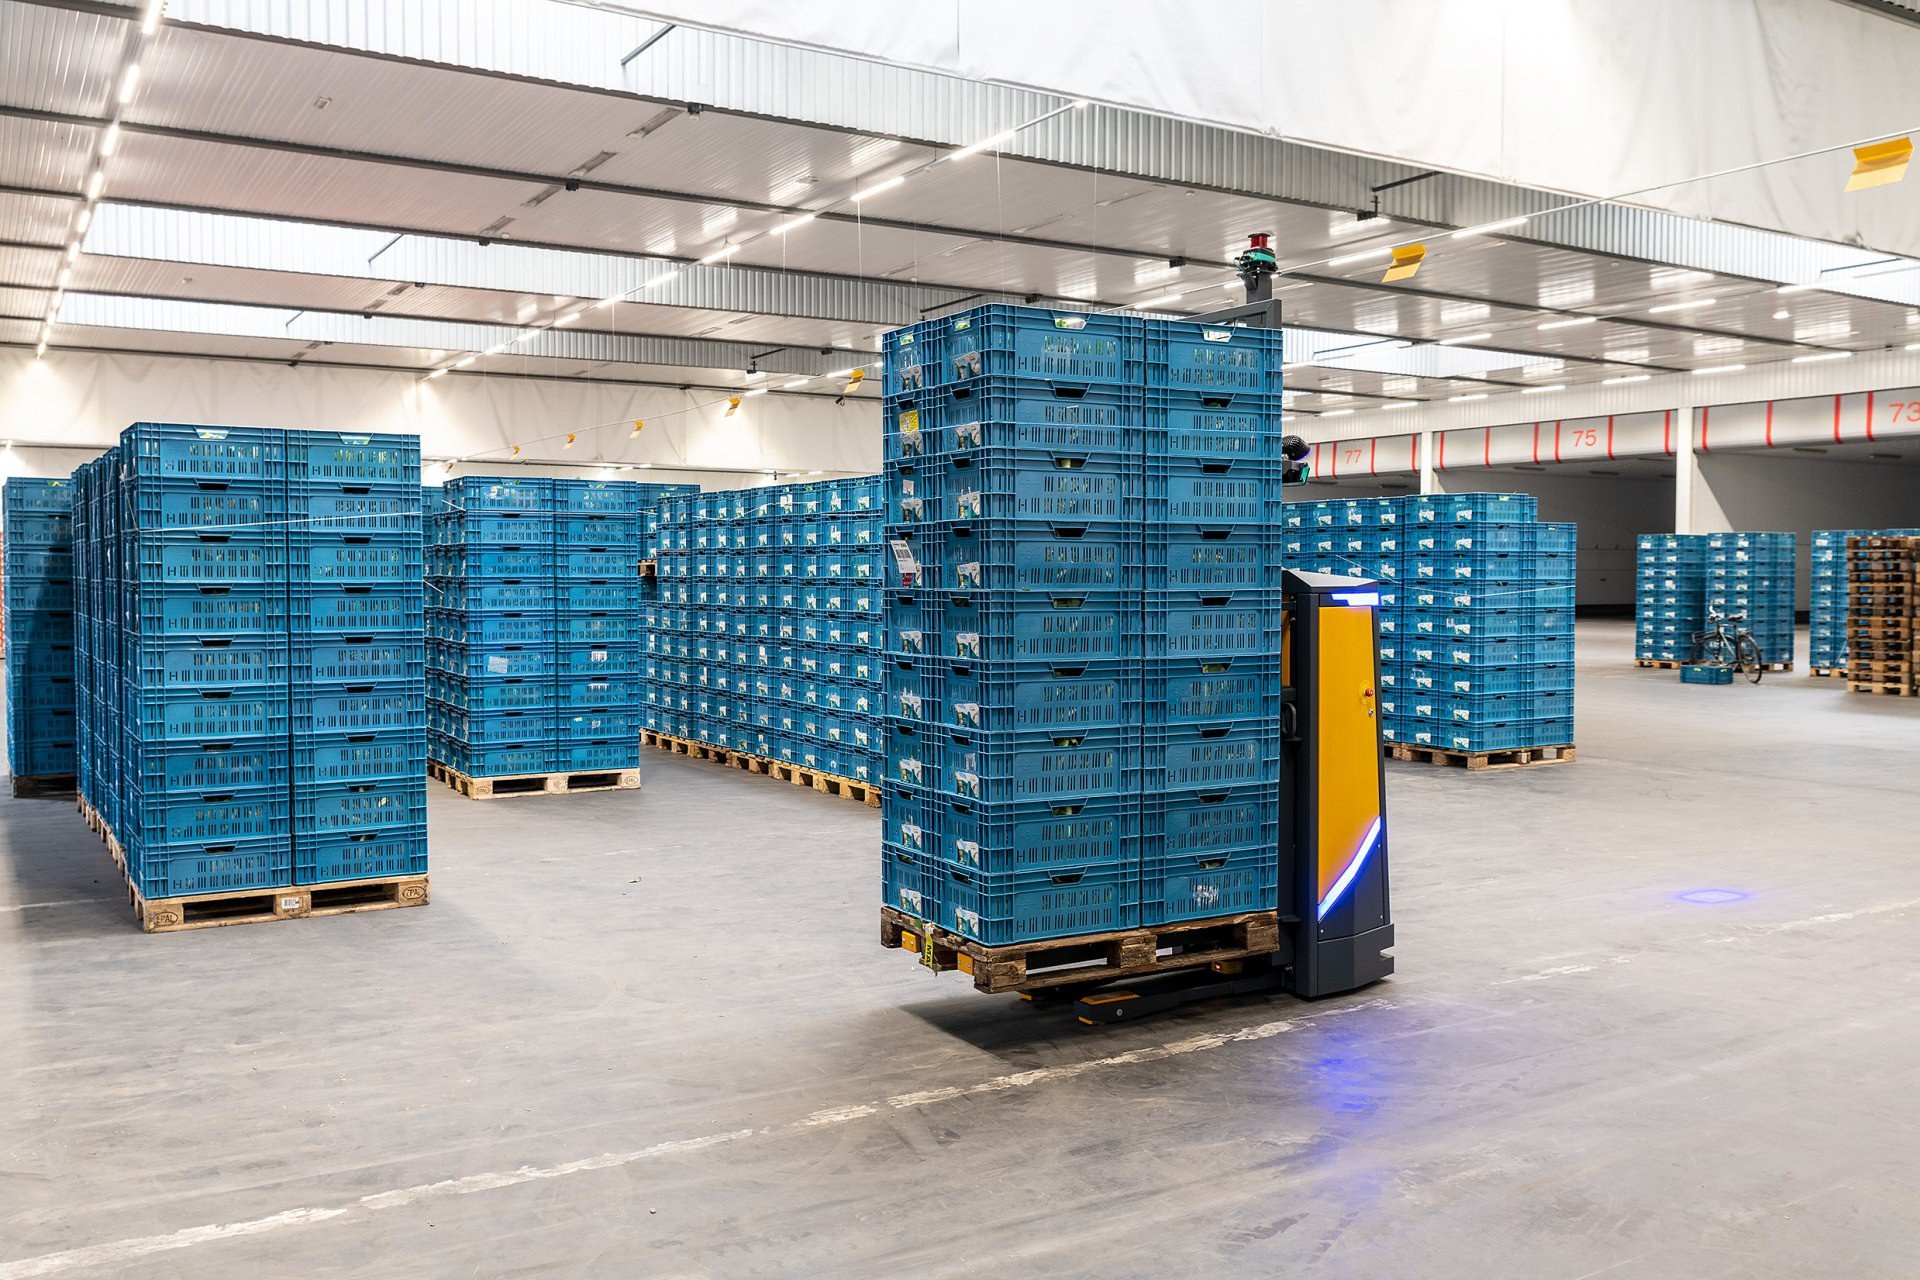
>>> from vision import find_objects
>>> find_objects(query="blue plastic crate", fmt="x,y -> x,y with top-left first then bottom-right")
1143,846 -> 1279,925
295,638 -> 423,684
429,638 -> 553,680
129,585 -> 286,636
126,636 -> 288,691
294,775 -> 427,835
559,675 -> 638,708
558,513 -> 639,546
431,705 -> 557,746
895,522 -> 1141,594
1143,458 -> 1281,527
295,586 -> 423,636
295,823 -> 428,886
428,578 -> 554,612
286,430 -> 420,487
938,591 -> 1142,663
1406,607 -> 1574,639
881,843 -> 932,919
1410,551 -> 1575,584
442,476 -> 553,511
2,511 -> 72,549
1414,522 -> 1576,555
296,533 -> 422,585
295,681 -> 425,735
1146,527 -> 1284,594
130,532 -> 285,586
13,642 -> 74,678
1429,662 -> 1576,696
932,661 -> 1142,734
935,861 -> 1136,945
551,740 -> 640,771
126,836 -> 290,900
124,424 -> 285,484
1411,493 -> 1540,525
553,479 -> 644,515
430,738 -> 551,778
1411,581 -> 1575,611
428,544 -> 553,578
1406,717 -> 1574,754
125,735 -> 286,794
561,548 -> 635,578
561,581 -> 633,612
1404,634 -> 1577,667
917,790 -> 1136,874
1144,318 -> 1285,394
893,722 -> 1137,805
438,510 -> 555,545
4,547 -> 73,580
293,730 -> 427,785
561,613 -> 637,645
128,480 -> 283,533
943,306 -> 1145,388
3,477 -> 76,514
1146,656 -> 1283,724
1146,596 -> 1283,660
1143,390 -> 1286,464
5,575 -> 73,612
294,483 -> 420,537
918,381 -> 1147,460
558,708 -> 635,738
11,672 -> 78,709
925,455 -> 1141,527
428,609 -> 553,645
125,783 -> 289,848
1145,721 -> 1281,791
1144,786 -> 1280,860
429,673 -> 550,712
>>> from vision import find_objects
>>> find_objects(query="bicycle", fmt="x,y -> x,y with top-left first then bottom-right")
1690,607 -> 1764,683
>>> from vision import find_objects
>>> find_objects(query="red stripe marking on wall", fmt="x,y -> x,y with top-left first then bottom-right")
1369,436 -> 1378,476
1867,391 -> 1876,442
1765,401 -> 1774,447
1437,432 -> 1447,471
1700,405 -> 1711,452
1606,415 -> 1615,460
1663,409 -> 1672,455
1484,427 -> 1492,467
1833,395 -> 1844,443
1531,421 -> 1540,464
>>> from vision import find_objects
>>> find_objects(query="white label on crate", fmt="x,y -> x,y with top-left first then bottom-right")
487,655 -> 510,674
592,649 -> 608,661
888,538 -> 919,586
1203,328 -> 1232,343
955,633 -> 981,659
954,701 -> 981,728
955,907 -> 982,931
955,770 -> 980,799
956,839 -> 981,867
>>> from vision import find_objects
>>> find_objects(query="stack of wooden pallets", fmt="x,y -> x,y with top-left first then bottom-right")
1845,536 -> 1920,697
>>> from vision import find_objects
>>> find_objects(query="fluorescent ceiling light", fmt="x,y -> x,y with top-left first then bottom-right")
454,356 -> 475,368
65,243 -> 78,263
57,267 -> 70,288
99,122 -> 119,157
1773,310 -> 1790,320
852,175 -> 906,202
649,269 -> 681,287
1538,316 -> 1597,331
772,213 -> 816,235
1775,283 -> 1820,295
1331,216 -> 1392,236
743,387 -> 769,397
1327,247 -> 1391,267
1792,351 -> 1852,363
118,64 -> 140,104
1437,332 -> 1492,346
1602,374 -> 1651,385
1907,342 -> 1920,351
142,0 -> 164,32
1381,402 -> 1415,411
426,368 -> 446,379
1449,393 -> 1489,402
1692,363 -> 1746,375
951,129 -> 1018,161
826,368 -> 857,378
85,170 -> 105,200
1133,291 -> 1185,310
485,343 -> 507,355
1450,215 -> 1528,240
697,245 -> 740,265
1521,384 -> 1566,394
597,295 -> 623,308
780,379 -> 807,389
1648,298 -> 1714,314
1322,409 -> 1354,417
75,207 -> 92,234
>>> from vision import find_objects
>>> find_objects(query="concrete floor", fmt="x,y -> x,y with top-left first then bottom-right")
2,619 -> 1919,1279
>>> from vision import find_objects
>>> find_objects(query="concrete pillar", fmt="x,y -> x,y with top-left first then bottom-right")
1418,430 -> 1436,495
1673,403 -> 1696,533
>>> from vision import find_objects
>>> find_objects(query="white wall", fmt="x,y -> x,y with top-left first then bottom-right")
0,348 -> 882,485
1696,453 -> 1920,608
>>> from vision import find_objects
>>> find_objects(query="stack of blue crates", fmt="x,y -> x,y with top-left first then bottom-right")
882,303 -> 1285,945
1635,532 -> 1797,667
74,458 -> 113,831
1398,494 -> 1575,753
1808,529 -> 1920,672
4,478 -> 77,782
429,476 -> 646,778
1705,532 -> 1795,667
289,432 -> 428,883
1634,534 -> 1708,663
640,477 -> 884,782
74,424 -> 428,900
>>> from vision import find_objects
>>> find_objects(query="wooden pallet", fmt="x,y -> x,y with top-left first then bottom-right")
643,731 -> 882,808
129,874 -> 430,933
428,759 -> 642,800
1847,681 -> 1918,697
638,559 -> 657,579
1386,742 -> 1576,771
11,773 -> 75,798
881,906 -> 1281,995
1635,659 -> 1791,672
1808,668 -> 1849,680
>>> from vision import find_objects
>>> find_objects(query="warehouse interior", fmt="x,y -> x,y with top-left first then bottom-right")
4,2 -> 1920,1276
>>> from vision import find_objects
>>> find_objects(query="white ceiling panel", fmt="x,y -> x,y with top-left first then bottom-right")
0,316 -> 37,345
49,323 -> 313,361
0,283 -> 49,317
0,242 -> 62,289
107,131 -> 548,237
0,189 -> 79,247
76,254 -> 396,312
0,115 -> 99,195
589,112 -> 939,208
0,1 -> 128,118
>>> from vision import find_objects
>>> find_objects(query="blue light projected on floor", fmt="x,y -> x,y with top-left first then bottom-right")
1677,889 -> 1750,904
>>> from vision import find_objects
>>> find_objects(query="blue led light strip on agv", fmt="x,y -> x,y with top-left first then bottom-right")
1318,817 -> 1383,921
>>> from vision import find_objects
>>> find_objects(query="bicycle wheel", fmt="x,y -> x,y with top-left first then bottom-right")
1692,633 -> 1735,666
1736,633 -> 1764,683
